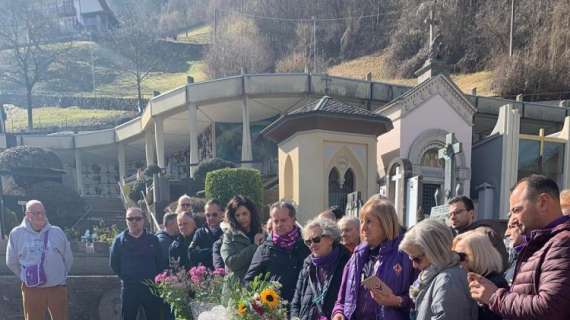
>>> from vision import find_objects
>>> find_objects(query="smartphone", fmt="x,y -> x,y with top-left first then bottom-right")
361,275 -> 383,290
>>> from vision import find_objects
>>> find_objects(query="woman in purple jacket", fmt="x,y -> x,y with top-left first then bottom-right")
332,197 -> 416,320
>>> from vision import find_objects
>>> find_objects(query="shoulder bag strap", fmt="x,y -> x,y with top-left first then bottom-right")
40,230 -> 49,265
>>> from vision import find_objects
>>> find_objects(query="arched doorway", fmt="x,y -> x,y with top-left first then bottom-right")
328,167 -> 355,212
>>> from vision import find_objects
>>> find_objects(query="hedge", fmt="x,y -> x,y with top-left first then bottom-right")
205,168 -> 263,209
193,158 -> 237,195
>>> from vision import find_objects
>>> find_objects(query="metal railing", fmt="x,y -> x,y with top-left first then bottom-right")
141,190 -> 161,233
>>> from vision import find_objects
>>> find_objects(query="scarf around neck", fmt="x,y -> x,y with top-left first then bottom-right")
272,226 -> 300,250
311,245 -> 340,270
409,252 -> 460,304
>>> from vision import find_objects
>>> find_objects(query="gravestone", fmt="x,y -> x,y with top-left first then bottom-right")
405,176 -> 423,227
345,191 -> 362,217
430,133 -> 463,222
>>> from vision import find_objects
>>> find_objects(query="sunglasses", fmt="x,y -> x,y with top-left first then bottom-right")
126,216 -> 143,222
304,235 -> 327,246
456,251 -> 468,262
409,253 -> 425,264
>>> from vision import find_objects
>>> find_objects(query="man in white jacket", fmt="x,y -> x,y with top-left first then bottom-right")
6,200 -> 73,320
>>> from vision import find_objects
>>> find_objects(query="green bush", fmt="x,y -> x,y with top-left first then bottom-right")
205,168 -> 263,209
193,158 -> 237,194
27,181 -> 86,229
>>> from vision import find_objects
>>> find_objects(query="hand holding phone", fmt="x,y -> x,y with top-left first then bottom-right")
361,275 -> 383,290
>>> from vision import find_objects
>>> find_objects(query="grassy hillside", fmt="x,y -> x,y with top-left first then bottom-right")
327,51 -> 496,96
4,105 -> 135,133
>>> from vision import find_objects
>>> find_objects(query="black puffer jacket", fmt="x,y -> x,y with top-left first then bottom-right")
244,235 -> 310,303
290,244 -> 351,320
189,226 -> 223,269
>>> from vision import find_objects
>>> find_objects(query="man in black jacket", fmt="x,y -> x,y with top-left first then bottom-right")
189,199 -> 224,269
169,212 -> 197,269
244,201 -> 310,305
156,212 -> 179,267
110,207 -> 164,320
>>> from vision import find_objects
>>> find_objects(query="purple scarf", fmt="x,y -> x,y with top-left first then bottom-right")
311,245 -> 340,270
272,227 -> 300,251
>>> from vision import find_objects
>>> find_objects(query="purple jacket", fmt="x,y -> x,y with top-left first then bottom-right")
332,234 -> 417,320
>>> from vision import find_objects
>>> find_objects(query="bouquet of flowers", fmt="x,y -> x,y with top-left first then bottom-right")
148,265 -> 227,320
149,268 -> 195,320
188,265 -> 226,304
225,273 -> 288,320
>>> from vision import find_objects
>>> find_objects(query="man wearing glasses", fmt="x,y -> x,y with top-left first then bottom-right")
110,207 -> 164,320
448,196 -> 476,236
448,196 -> 508,270
6,200 -> 73,320
189,199 -> 224,269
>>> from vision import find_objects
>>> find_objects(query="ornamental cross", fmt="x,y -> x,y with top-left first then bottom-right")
438,133 -> 462,202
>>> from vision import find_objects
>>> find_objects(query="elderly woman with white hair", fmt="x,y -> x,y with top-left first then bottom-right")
399,219 -> 478,320
453,229 -> 508,320
337,216 -> 360,253
290,217 -> 351,320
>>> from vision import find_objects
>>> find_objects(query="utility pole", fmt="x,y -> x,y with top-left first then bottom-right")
313,16 -> 317,73
509,0 -> 515,57
213,8 -> 218,46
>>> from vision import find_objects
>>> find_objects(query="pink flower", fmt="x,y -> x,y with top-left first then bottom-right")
154,271 -> 168,283
189,265 -> 208,282
213,268 -> 226,276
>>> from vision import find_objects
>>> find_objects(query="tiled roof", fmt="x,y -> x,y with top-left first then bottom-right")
289,96 -> 386,119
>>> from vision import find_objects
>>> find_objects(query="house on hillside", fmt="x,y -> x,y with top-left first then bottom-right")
43,0 -> 118,34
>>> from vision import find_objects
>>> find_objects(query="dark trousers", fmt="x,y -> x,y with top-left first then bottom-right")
121,283 -> 162,320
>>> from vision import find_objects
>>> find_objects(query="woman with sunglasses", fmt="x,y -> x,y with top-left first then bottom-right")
453,229 -> 507,320
291,217 -> 351,320
399,219 -> 477,320
332,198 -> 416,320
220,195 -> 264,281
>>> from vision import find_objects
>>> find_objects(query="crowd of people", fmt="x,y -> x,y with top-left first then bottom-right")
5,174 -> 570,320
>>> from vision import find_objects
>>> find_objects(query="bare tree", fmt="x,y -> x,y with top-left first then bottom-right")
0,1 -> 66,129
104,1 -> 164,112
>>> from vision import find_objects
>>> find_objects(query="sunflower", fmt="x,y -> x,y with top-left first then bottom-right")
237,302 -> 247,316
259,288 -> 280,309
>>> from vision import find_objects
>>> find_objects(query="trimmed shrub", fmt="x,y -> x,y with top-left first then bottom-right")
205,168 -> 263,209
27,181 -> 86,229
128,179 -> 146,202
193,158 -> 237,195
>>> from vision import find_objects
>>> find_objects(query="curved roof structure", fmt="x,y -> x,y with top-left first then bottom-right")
0,72 -> 568,164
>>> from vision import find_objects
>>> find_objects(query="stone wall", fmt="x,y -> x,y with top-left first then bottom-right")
0,275 -> 122,320
1,240 -> 123,320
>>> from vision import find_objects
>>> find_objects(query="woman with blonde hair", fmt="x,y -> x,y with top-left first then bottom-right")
332,198 -> 416,320
453,229 -> 508,320
399,219 -> 477,320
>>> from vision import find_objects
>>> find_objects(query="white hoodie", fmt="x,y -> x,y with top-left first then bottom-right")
5,218 -> 73,287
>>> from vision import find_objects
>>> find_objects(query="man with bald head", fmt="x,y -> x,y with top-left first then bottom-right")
110,207 -> 164,320
6,200 -> 73,320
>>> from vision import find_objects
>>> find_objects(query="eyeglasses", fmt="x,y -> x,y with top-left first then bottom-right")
126,216 -> 143,222
409,253 -> 425,264
304,235 -> 326,246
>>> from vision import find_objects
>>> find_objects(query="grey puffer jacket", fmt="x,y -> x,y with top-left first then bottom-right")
414,265 -> 478,320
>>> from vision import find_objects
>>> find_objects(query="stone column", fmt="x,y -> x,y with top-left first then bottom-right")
491,104 -> 520,219
75,148 -> 84,196
117,143 -> 126,184
188,104 -> 199,177
154,117 -> 165,169
241,95 -> 253,166
145,128 -> 156,167
211,120 -> 216,158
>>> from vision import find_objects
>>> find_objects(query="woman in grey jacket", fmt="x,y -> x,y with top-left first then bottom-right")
399,220 -> 478,320
220,195 -> 264,281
